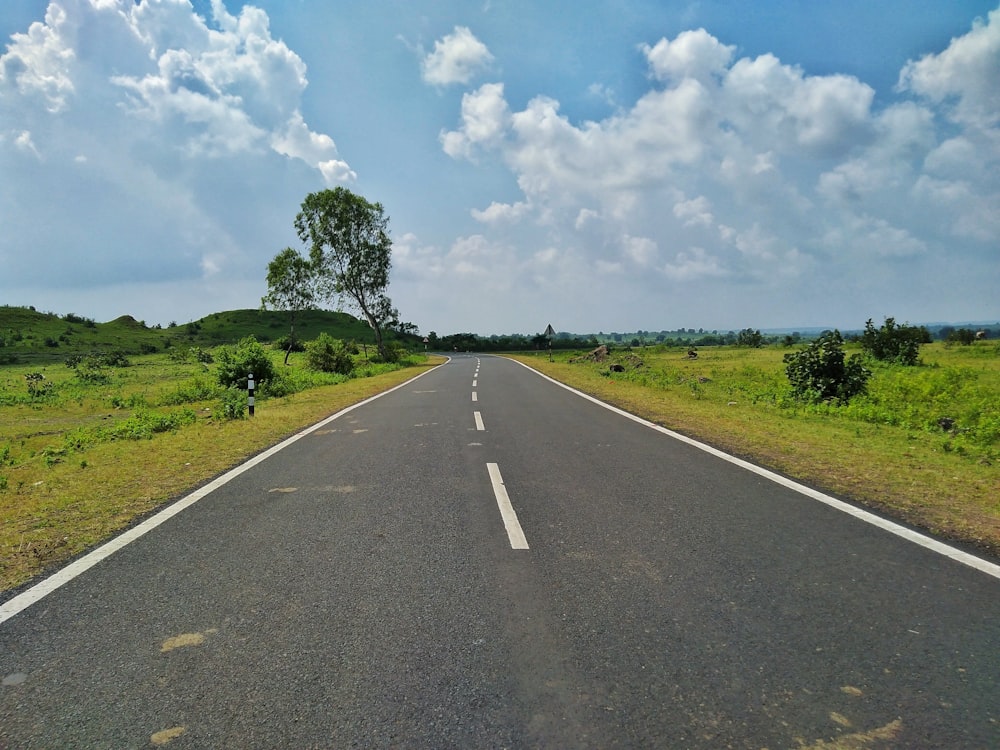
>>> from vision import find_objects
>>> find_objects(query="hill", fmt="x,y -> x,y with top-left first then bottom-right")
0,306 -> 396,364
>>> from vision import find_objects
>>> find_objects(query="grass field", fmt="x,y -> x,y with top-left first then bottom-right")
510,340 -> 999,558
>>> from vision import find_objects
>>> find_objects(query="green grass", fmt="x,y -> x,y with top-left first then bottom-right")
0,305 -> 413,365
511,340 -> 1000,557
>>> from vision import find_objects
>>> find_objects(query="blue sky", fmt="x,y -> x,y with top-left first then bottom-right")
2,1 -> 998,335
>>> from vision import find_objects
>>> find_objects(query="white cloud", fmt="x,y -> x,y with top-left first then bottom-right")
722,53 -> 875,156
663,247 -> 727,281
471,200 -> 530,224
438,19 -> 998,321
899,7 -> 1000,129
14,130 -> 40,157
622,234 -> 658,266
272,111 -> 354,182
0,2 -> 75,111
823,215 -> 927,259
422,26 -> 493,86
0,0 -> 351,300
642,28 -> 734,83
440,82 -> 509,158
673,195 -> 713,227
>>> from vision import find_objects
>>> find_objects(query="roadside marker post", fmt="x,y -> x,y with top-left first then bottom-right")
248,373 -> 255,416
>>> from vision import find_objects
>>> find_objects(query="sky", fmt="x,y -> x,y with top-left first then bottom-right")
1,1 -> 998,336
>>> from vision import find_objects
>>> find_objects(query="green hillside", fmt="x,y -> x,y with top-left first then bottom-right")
0,305 -> 396,364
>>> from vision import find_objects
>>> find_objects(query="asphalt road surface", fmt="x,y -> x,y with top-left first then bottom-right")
2,355 -> 998,748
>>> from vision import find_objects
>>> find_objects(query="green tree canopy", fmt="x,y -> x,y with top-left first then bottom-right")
294,187 -> 396,360
261,247 -> 316,364
860,317 -> 929,366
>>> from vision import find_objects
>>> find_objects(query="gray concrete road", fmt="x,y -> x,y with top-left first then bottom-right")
2,354 -> 998,748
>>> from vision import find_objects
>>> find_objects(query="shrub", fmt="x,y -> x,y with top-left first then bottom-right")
376,342 -> 407,364
168,346 -> 214,364
948,328 -> 977,346
67,350 -> 131,369
305,333 -> 355,374
191,347 -> 214,364
274,334 -> 306,354
784,330 -> 870,403
105,408 -> 196,440
62,313 -> 94,325
216,387 -> 248,420
860,317 -> 929,365
25,372 -> 52,398
216,336 -> 276,389
160,377 -> 218,406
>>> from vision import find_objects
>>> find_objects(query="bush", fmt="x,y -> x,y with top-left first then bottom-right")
784,330 -> 870,403
274,334 -> 306,354
105,408 -> 197,440
216,388 -> 248,421
25,372 -> 52,399
860,318 -> 929,365
216,336 -> 277,389
948,328 -> 977,346
305,333 -> 355,374
160,377 -> 218,406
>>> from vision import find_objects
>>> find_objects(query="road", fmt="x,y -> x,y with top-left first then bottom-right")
1,354 -> 998,748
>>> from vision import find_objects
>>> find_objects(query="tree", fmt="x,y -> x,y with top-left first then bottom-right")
947,328 -> 977,346
737,328 -> 764,348
261,247 -> 316,365
860,317 -> 928,365
294,187 -> 395,361
783,330 -> 870,403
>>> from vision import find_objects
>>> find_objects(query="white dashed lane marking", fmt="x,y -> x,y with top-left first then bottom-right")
487,463 -> 529,550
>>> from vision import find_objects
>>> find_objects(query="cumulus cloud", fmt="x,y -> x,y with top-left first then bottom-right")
1,0 -> 349,176
623,234 -> 658,266
471,200 -> 530,224
673,195 -> 713,227
422,26 -> 494,86
440,82 -> 509,158
642,28 -> 734,83
899,7 -> 1000,128
440,18 -> 999,311
0,0 -> 351,300
0,2 -> 75,112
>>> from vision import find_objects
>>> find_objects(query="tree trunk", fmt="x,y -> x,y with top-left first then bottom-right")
284,318 -> 296,366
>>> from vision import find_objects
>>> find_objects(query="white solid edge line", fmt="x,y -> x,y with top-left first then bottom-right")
488,463 -> 529,549
508,358 -> 1000,581
474,411 -> 485,431
0,363 -> 443,626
